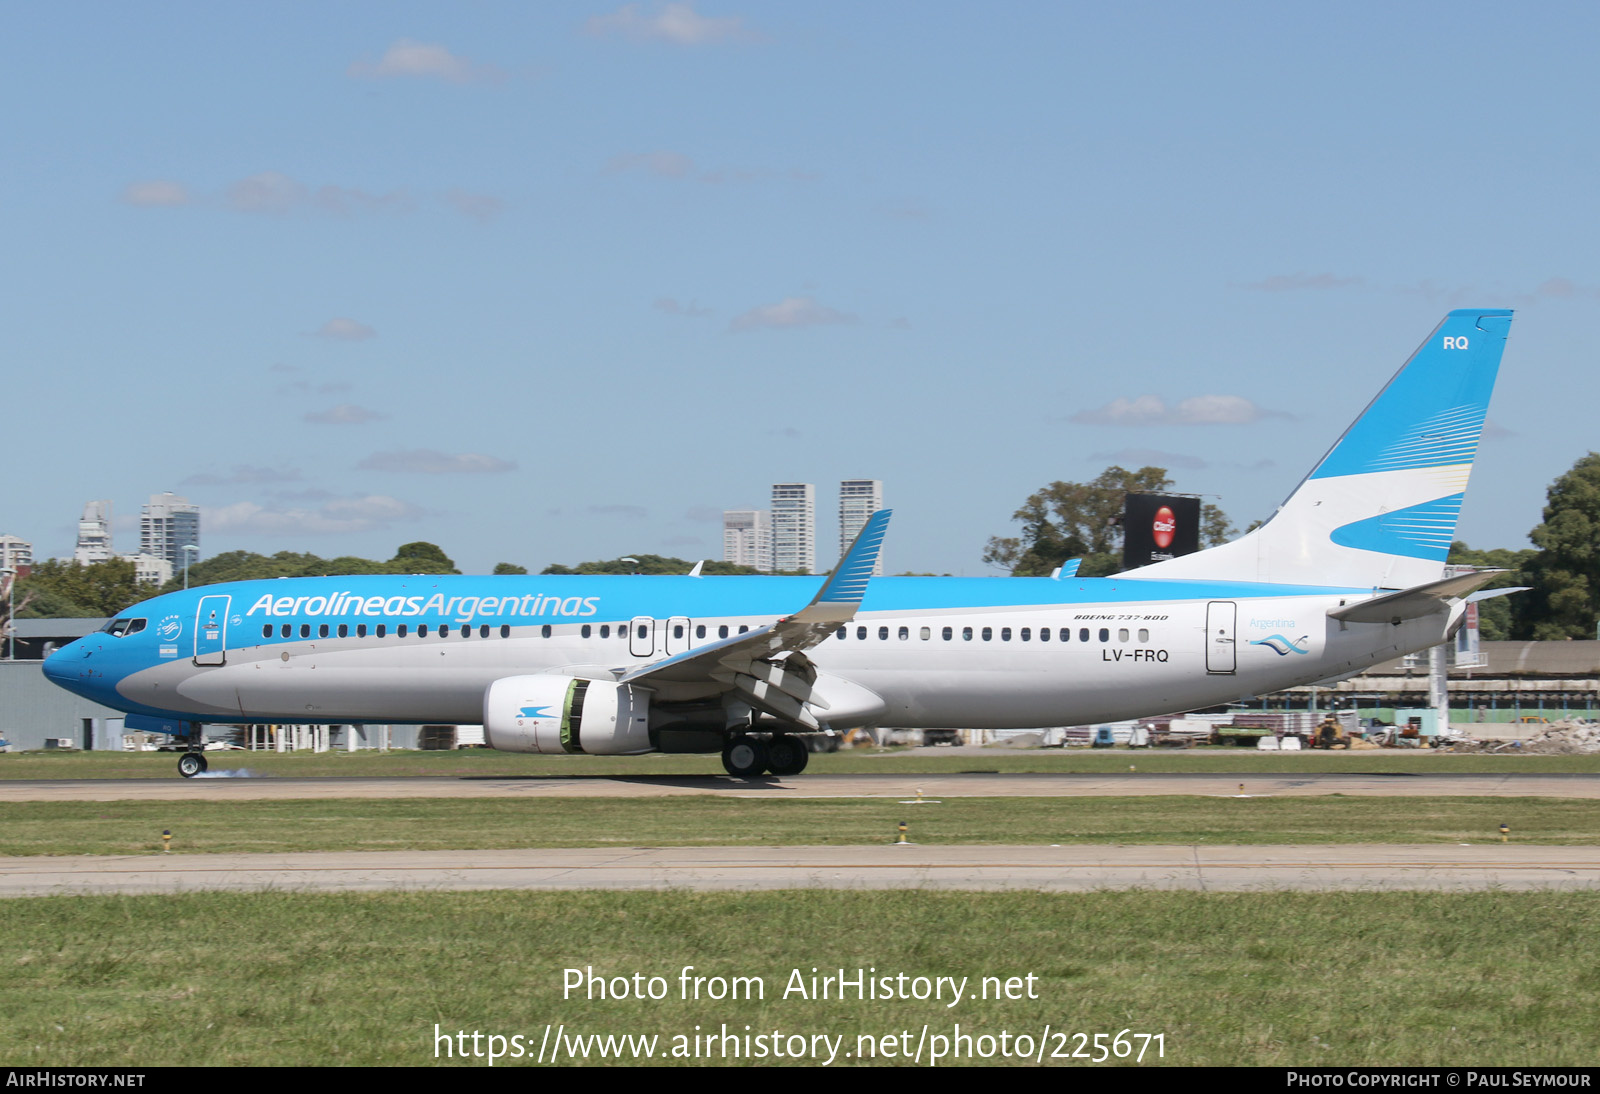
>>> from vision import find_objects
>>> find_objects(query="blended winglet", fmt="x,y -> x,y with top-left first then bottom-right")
786,508 -> 891,625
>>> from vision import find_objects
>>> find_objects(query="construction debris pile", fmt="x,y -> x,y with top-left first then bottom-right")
1447,720 -> 1600,754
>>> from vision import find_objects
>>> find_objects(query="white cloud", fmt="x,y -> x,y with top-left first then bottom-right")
584,3 -> 758,45
1070,394 -> 1282,426
348,40 -> 502,83
730,296 -> 857,332
121,180 -> 191,207
225,172 -> 411,217
305,404 -> 388,425
208,494 -> 423,535
311,317 -> 377,341
445,189 -> 505,222
358,449 -> 517,474
655,297 -> 711,317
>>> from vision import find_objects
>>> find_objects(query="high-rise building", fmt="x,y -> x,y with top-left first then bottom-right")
839,479 -> 884,575
770,483 -> 815,574
0,534 -> 33,573
74,500 -> 115,564
722,509 -> 772,572
140,492 -> 201,569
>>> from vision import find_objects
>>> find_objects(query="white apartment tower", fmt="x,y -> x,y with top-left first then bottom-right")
839,479 -> 884,575
140,492 -> 201,569
0,534 -> 33,572
722,509 -> 772,572
769,483 -> 815,574
75,501 -> 115,564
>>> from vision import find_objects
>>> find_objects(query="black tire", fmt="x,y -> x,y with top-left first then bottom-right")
766,736 -> 810,776
721,737 -> 769,777
177,753 -> 204,779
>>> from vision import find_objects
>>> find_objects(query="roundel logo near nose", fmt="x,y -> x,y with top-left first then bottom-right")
157,616 -> 182,642
1153,506 -> 1176,549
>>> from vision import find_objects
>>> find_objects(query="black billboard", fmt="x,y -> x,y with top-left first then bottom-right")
1122,493 -> 1201,570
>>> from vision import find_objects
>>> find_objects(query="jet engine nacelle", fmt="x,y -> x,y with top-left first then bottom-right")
483,675 -> 653,755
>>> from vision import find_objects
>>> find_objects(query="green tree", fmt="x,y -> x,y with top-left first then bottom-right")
983,466 -> 1234,577
18,558 -> 142,617
390,542 -> 458,573
492,562 -> 528,575
540,555 -> 764,576
1521,453 -> 1600,639
1447,541 -> 1536,641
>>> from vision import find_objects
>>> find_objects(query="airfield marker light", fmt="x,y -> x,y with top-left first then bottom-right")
162,830 -> 171,854
1239,783 -> 1245,795
1500,824 -> 1510,843
896,821 -> 908,845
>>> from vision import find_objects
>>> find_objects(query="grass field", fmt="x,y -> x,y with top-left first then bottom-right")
5,746 -> 1600,779
0,795 -> 1592,856
3,888 -> 1596,1067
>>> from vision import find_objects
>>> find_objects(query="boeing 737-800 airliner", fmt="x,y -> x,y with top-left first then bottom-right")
45,309 -> 1514,777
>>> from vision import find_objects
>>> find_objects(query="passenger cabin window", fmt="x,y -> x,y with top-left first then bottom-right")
460,624 -> 471,638
1039,627 -> 1050,642
499,625 -> 509,638
1118,628 -> 1129,642
942,626 -> 953,640
1001,627 -> 1012,641
920,627 -> 931,640
1138,628 -> 1149,642
1079,628 -> 1089,642
300,624 -> 311,639
397,624 -> 408,637
1021,627 -> 1031,641
377,624 -> 387,637
262,624 -> 272,638
419,624 -> 430,637
601,625 -> 611,639
1099,628 -> 1110,642
358,625 -> 368,638
480,625 -> 490,638
719,625 -> 730,639
738,625 -> 749,634
982,627 -> 992,641
836,628 -> 847,640
1061,628 -> 1071,642
281,624 -> 291,638
878,626 -> 889,641
856,626 -> 866,640
337,624 -> 348,638
542,625 -> 553,638
898,626 -> 909,641
319,624 -> 329,638
963,627 -> 973,641
697,625 -> 707,639
582,625 -> 592,638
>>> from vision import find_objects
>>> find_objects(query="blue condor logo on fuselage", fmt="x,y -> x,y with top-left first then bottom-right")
244,591 -> 601,625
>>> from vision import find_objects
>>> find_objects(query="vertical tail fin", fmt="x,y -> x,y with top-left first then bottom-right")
1133,309 -> 1512,589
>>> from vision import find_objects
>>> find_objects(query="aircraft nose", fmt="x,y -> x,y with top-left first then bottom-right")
42,637 -> 91,687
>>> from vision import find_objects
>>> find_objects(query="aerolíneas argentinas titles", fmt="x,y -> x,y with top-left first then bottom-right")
45,310 -> 1514,778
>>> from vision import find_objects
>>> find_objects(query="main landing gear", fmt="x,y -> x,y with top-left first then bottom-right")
177,751 -> 208,778
721,734 -> 810,777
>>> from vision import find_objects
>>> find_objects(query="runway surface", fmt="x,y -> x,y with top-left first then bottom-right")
3,844 -> 1594,896
2,771 -> 1595,802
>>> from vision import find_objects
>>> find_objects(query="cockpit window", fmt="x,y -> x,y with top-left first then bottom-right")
101,618 -> 147,637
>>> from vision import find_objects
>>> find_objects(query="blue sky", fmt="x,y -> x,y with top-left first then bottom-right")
5,2 -> 1597,575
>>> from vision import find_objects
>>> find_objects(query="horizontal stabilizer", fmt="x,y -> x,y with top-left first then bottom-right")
1328,570 -> 1507,624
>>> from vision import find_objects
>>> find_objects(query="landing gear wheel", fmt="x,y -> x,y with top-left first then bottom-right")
177,753 -> 207,778
766,736 -> 809,776
721,737 -> 770,777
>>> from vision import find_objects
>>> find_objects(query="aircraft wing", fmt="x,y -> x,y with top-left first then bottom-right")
615,509 -> 891,727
